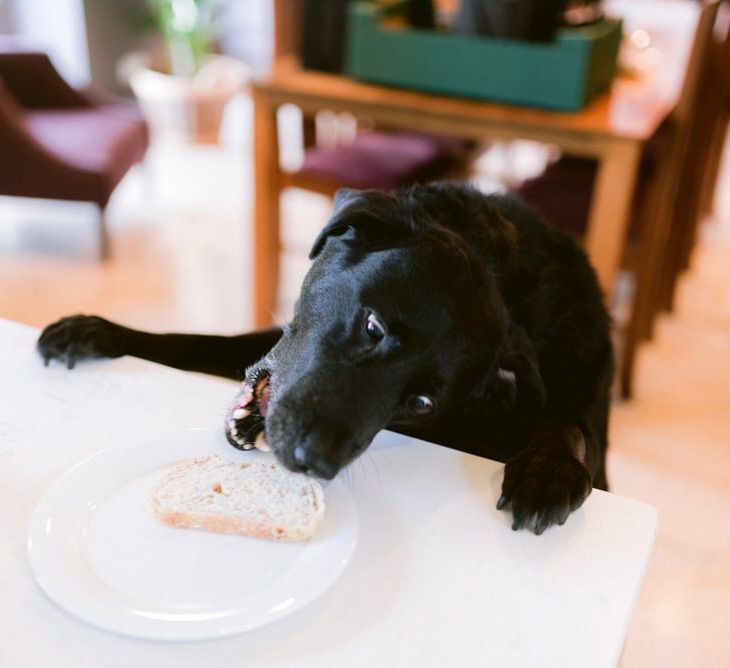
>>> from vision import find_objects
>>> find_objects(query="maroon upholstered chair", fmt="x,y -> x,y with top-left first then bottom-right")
515,129 -> 666,242
285,128 -> 473,196
0,38 -> 149,258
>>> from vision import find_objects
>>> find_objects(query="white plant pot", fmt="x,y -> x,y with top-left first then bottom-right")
124,53 -> 251,144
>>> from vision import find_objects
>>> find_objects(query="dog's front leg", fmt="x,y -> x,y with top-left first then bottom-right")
37,314 -> 282,379
497,424 -> 592,535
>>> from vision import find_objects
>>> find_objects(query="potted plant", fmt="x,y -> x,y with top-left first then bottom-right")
123,0 -> 250,143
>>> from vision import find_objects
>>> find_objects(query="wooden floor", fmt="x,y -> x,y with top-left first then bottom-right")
1,104 -> 728,666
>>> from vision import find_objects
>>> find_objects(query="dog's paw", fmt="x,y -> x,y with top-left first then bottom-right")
37,315 -> 126,369
224,369 -> 271,451
497,445 -> 592,535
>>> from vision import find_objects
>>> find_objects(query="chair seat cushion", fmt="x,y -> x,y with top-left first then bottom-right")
516,126 -> 667,240
23,104 -> 148,204
516,156 -> 597,238
296,131 -> 469,190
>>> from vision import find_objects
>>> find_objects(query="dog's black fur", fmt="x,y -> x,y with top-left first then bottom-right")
37,183 -> 613,534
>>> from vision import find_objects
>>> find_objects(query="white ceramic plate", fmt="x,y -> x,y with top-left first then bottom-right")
27,428 -> 358,641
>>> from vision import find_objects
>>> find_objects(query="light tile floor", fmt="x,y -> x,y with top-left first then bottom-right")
1,105 -> 728,666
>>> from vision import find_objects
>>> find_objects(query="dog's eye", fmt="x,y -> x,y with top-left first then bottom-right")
408,395 -> 434,416
365,312 -> 386,341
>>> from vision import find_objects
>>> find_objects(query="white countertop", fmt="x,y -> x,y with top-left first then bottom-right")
0,318 -> 656,667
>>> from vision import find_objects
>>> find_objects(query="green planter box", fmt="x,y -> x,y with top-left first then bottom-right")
345,3 -> 623,111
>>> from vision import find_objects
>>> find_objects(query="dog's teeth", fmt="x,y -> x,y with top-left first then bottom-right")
232,408 -> 250,420
234,434 -> 252,450
255,431 -> 270,452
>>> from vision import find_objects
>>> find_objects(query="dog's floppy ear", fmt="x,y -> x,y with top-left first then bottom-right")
309,188 -> 363,259
331,187 -> 360,215
309,188 -> 408,259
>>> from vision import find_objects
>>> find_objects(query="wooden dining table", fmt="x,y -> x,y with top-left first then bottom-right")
250,1 -> 697,326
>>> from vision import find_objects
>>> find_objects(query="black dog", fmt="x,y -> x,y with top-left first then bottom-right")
37,183 -> 613,534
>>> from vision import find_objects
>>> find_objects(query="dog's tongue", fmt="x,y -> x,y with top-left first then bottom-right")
226,377 -> 270,422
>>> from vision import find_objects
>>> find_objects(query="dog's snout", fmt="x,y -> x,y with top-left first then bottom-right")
290,442 -> 338,479
266,382 -> 380,481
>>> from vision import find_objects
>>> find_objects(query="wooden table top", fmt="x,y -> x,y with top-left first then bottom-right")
254,10 -> 692,149
255,55 -> 682,144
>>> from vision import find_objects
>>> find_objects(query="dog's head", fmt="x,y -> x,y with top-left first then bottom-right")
229,184 -> 517,478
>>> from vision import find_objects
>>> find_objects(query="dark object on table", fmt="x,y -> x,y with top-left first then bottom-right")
454,0 -> 602,42
300,0 -> 437,72
0,38 -> 148,258
405,0 -> 436,29
300,0 -> 352,72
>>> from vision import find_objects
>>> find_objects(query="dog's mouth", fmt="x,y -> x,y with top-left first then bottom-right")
224,370 -> 271,451
223,366 -> 379,479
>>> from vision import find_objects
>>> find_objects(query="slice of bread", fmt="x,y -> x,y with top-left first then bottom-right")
149,455 -> 325,541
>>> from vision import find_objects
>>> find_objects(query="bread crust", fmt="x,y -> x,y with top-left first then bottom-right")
151,509 -> 319,541
149,455 -> 325,541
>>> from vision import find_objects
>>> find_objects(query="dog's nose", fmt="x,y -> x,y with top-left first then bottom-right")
292,444 -> 338,479
293,445 -> 307,466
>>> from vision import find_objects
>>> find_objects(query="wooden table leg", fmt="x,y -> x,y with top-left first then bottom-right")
583,139 -> 642,302
252,87 -> 281,328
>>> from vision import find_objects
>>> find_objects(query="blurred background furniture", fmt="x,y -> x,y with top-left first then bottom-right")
517,0 -> 729,396
270,2 -> 476,197
251,6 -> 695,328
0,38 -> 148,258
657,0 -> 730,315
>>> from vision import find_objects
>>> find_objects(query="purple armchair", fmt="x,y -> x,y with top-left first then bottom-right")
0,38 -> 149,258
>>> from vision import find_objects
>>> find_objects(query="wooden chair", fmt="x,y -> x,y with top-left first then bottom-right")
657,1 -> 730,314
622,0 -> 728,396
517,0 -> 724,397
271,0 -> 475,198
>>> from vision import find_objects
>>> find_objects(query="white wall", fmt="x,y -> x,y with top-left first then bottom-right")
0,0 -> 14,32
217,0 -> 274,74
11,0 -> 90,86
6,0 -> 275,87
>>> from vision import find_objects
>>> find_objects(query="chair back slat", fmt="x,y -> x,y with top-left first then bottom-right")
657,0 -> 730,308
673,0 -> 723,123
